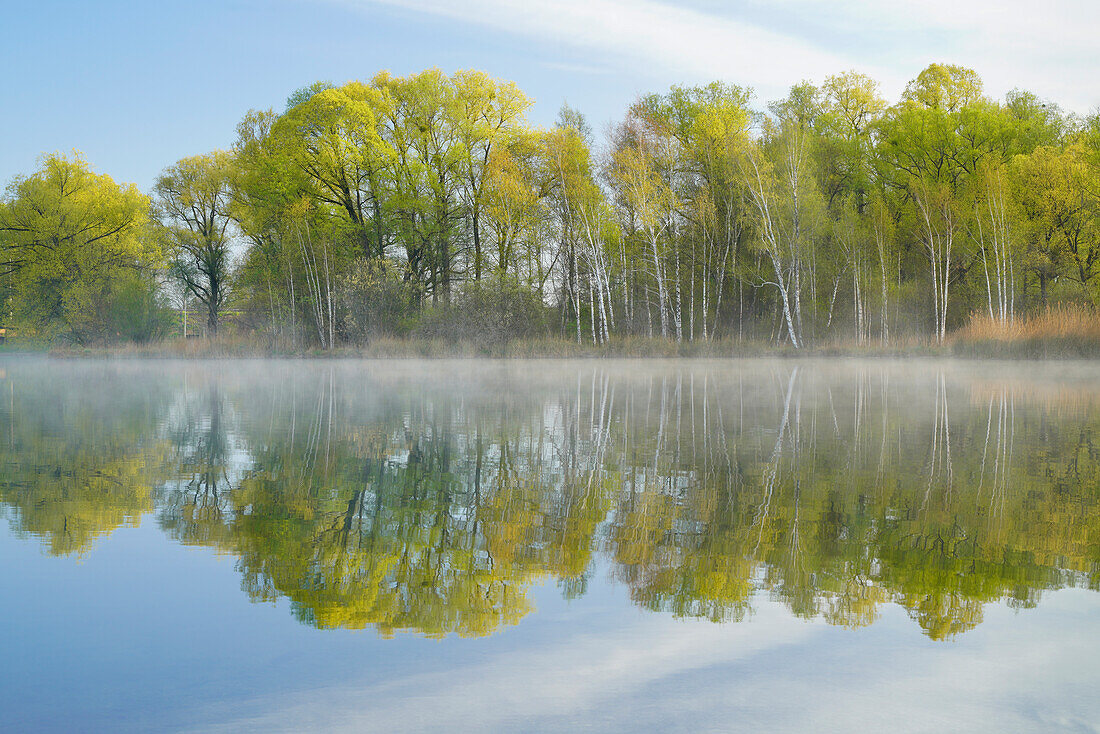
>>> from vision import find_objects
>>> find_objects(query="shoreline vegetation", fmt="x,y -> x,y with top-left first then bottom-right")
3,65 -> 1099,358
8,306 -> 1094,361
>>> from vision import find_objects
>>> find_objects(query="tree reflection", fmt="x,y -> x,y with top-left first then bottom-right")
2,362 -> 1099,640
0,366 -> 167,555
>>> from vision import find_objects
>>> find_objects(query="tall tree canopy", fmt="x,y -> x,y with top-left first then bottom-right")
155,151 -> 235,334
0,153 -> 161,343
3,64 -> 1099,348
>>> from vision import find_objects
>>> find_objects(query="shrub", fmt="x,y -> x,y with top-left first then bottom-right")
418,273 -> 549,351
104,271 -> 175,343
338,258 -> 421,340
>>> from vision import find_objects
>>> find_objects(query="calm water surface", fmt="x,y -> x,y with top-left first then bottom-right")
1,358 -> 1099,733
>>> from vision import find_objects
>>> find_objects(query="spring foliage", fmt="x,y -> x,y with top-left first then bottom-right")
3,65 -> 1100,347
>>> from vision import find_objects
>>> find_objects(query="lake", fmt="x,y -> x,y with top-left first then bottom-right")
1,357 -> 1099,733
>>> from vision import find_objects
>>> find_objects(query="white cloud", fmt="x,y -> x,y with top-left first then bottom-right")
186,603 -> 821,733
333,0 -> 880,100
182,590 -> 1100,733
759,0 -> 1100,110
540,61 -> 613,75
330,0 -> 1100,111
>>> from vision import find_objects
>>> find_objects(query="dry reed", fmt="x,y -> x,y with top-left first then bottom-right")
953,305 -> 1100,358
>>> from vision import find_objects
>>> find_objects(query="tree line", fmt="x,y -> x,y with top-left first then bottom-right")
2,64 -> 1098,347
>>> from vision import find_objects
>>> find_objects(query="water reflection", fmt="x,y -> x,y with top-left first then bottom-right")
2,360 -> 1098,640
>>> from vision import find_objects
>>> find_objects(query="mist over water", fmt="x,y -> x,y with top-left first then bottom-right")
2,357 -> 1099,731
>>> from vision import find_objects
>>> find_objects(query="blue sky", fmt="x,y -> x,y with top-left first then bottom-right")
3,0 -> 1098,190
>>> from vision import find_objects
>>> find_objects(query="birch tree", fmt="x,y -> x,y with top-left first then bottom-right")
912,178 -> 957,342
611,144 -> 678,340
740,143 -> 804,348
971,162 -> 1016,324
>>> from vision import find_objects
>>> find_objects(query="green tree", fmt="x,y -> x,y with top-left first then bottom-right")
0,152 -> 157,343
1011,144 -> 1100,306
449,70 -> 532,281
155,151 -> 236,334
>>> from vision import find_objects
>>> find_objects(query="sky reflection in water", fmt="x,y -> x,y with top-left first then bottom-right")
1,358 -> 1098,732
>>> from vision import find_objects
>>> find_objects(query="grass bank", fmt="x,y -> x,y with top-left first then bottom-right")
18,308 -> 1099,360
39,333 -> 948,359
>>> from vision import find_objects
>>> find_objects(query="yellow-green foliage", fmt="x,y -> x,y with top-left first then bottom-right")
0,153 -> 158,344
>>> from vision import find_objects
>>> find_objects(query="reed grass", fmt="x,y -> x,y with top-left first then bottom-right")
953,305 -> 1100,359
